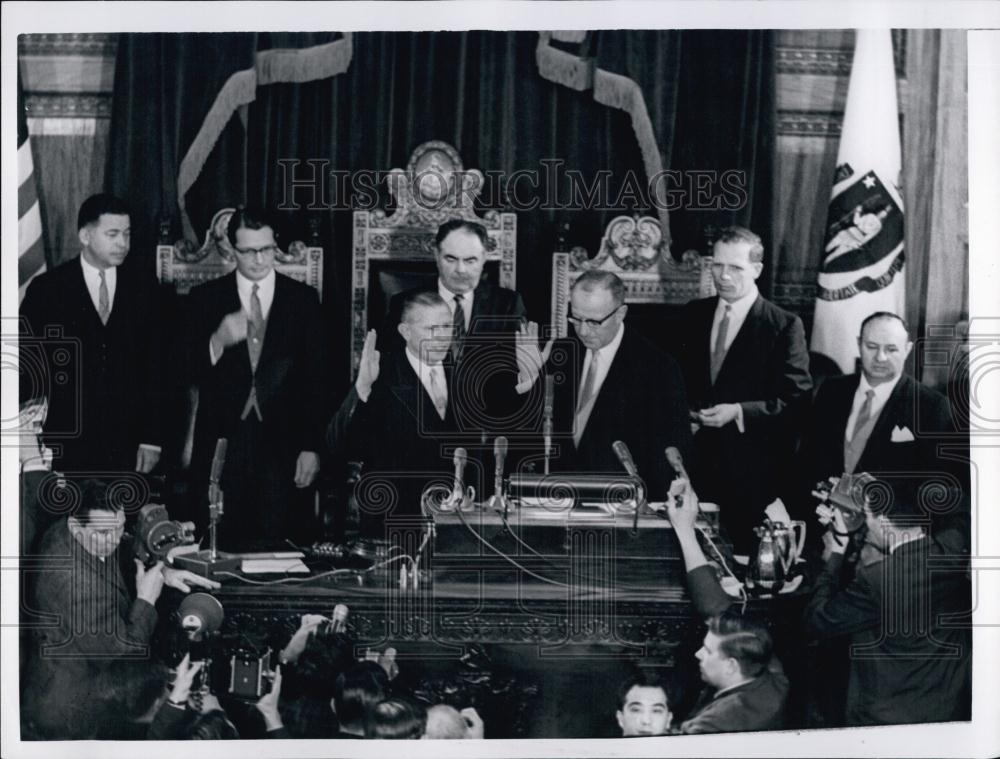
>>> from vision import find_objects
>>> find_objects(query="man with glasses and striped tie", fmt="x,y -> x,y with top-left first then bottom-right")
517,270 -> 692,501
184,207 -> 324,549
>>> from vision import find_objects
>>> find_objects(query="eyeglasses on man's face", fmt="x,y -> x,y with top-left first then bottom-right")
568,304 -> 622,330
234,244 -> 279,258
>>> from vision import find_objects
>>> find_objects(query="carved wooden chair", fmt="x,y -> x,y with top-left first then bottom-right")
550,214 -> 715,336
350,140 -> 516,379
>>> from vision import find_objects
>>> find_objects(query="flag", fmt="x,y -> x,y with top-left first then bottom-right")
18,67 -> 46,300
811,29 -> 905,374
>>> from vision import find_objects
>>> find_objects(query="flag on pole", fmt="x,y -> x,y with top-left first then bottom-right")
811,29 -> 905,374
18,67 -> 46,301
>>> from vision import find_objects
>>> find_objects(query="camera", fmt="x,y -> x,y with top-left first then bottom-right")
229,649 -> 276,699
133,502 -> 196,566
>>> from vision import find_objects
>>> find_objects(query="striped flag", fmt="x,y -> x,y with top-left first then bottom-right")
811,30 -> 905,374
18,67 -> 46,301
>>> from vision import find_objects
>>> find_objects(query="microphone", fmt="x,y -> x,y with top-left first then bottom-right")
492,436 -> 511,520
208,438 -> 227,501
612,440 -> 639,478
494,436 -> 508,477
329,603 -> 349,634
664,446 -> 689,482
453,447 -> 468,491
543,376 -> 554,474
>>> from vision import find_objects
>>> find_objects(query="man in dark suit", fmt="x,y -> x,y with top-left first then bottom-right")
20,193 -> 166,476
184,207 -> 324,548
794,311 -> 966,538
805,489 -> 971,726
379,219 -> 527,440
673,226 -> 812,551
666,480 -> 788,734
347,291 -> 461,538
519,271 -> 692,501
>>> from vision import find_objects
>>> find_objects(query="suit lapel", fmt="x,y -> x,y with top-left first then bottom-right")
858,376 -> 911,471
691,297 -> 717,389
469,281 -> 492,336
71,258 -> 104,326
390,353 -> 427,425
257,273 -> 285,370
716,295 -> 762,384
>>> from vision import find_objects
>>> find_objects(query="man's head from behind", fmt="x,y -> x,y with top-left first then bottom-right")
228,206 -> 281,282
67,480 -> 126,559
697,610 -> 772,691
435,219 -> 489,295
77,193 -> 130,270
858,311 -> 912,386
333,661 -> 389,735
398,291 -> 453,365
711,226 -> 763,304
569,271 -> 627,352
615,670 -> 671,737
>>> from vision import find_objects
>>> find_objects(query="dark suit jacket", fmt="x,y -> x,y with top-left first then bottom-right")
347,349 -> 465,536
22,521 -> 158,738
380,280 -> 527,438
184,272 -> 325,487
804,538 -> 971,725
678,566 -> 789,733
794,373 -> 964,527
674,295 -> 812,518
544,329 -> 692,500
19,258 -> 167,472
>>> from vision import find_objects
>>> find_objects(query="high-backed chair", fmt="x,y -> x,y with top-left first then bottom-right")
550,214 -> 715,336
350,140 -> 516,379
156,208 -> 323,297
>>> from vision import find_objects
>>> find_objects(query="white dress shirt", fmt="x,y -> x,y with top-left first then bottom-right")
578,322 -> 626,403
710,285 -> 758,354
439,279 -> 473,331
80,255 -> 117,315
845,372 -> 901,441
405,347 -> 448,417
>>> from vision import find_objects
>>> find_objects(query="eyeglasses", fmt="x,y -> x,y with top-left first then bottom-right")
234,244 -> 278,258
568,304 -> 622,330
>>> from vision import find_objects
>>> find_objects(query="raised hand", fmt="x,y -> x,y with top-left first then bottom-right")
515,321 -> 554,387
355,329 -> 381,398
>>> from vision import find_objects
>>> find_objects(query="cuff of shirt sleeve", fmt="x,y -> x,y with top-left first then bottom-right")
209,337 -> 220,366
139,444 -> 162,453
735,404 -> 746,433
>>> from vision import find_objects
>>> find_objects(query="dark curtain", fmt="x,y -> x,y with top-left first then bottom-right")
107,30 -> 775,393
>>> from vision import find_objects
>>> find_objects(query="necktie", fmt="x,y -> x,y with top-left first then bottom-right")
450,294 -> 466,363
241,284 -> 265,421
248,283 -> 264,371
97,270 -> 110,325
428,364 -> 448,419
710,304 -> 731,384
574,349 -> 600,445
844,389 -> 876,473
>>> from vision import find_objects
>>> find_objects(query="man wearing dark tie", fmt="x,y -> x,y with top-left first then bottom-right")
380,219 -> 526,438
20,193 -> 165,476
518,271 -> 692,500
184,207 -> 323,548
673,227 -> 812,551
347,291 -> 459,538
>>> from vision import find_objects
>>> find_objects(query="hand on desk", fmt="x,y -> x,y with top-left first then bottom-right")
162,566 -> 222,593
294,451 -> 320,488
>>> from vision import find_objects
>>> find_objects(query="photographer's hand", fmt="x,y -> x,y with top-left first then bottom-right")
256,666 -> 283,731
461,707 -> 485,739
168,653 -> 203,707
821,507 -> 849,560
163,567 -> 221,593
279,614 -> 326,665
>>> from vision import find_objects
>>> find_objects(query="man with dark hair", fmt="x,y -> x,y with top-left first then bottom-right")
805,493 -> 971,725
666,479 -> 789,734
614,670 -> 672,737
22,480 -> 216,738
20,192 -> 167,475
183,206 -> 325,547
794,311 -> 966,540
672,225 -> 812,551
379,218 -> 527,438
518,270 -> 692,498
345,291 -> 460,537
333,661 -> 390,737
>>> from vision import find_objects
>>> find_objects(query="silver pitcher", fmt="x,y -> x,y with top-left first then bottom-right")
748,519 -> 807,590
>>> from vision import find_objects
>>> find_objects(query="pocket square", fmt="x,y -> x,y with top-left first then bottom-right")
891,425 -> 915,442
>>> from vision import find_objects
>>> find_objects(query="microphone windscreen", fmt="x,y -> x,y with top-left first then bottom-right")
454,447 -> 468,467
665,446 -> 684,474
494,436 -> 508,457
332,603 -> 349,622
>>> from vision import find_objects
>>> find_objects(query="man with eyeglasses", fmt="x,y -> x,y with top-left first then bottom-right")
518,270 -> 691,499
183,207 -> 324,548
22,480 -> 218,738
671,226 -> 812,552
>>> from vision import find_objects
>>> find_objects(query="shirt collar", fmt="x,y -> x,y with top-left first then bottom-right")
857,371 -> 902,404
438,278 -> 474,305
596,322 -> 626,359
716,285 -> 758,320
79,253 -> 116,282
235,269 -> 276,297
405,346 -> 443,376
